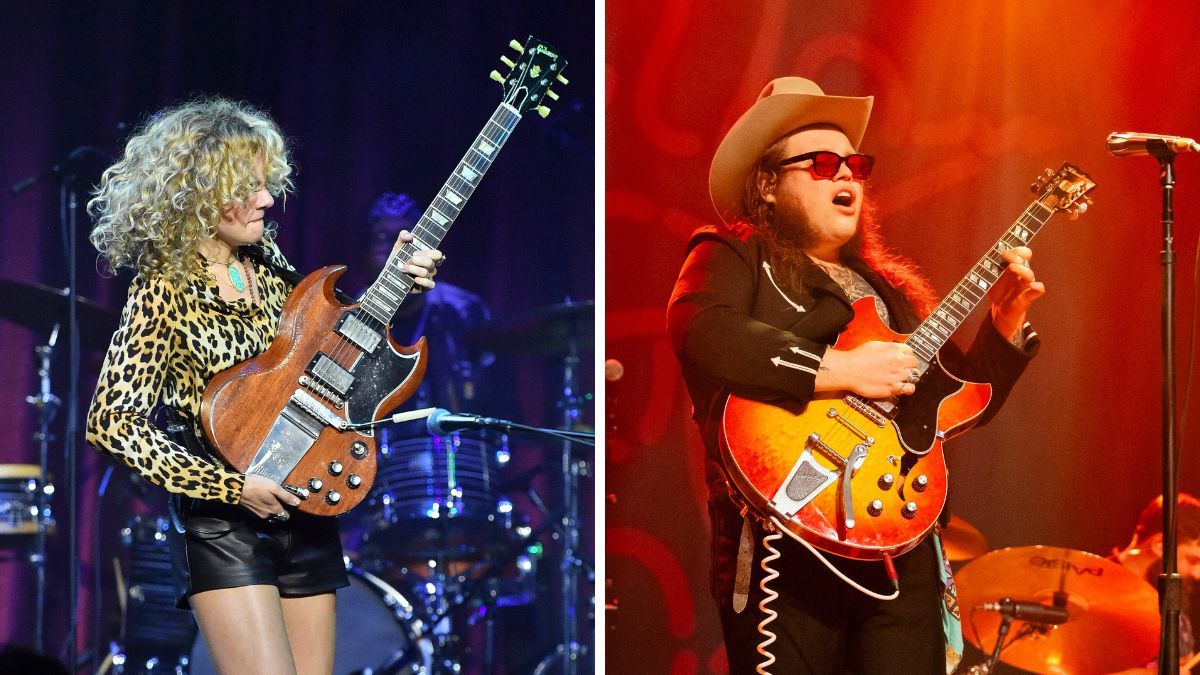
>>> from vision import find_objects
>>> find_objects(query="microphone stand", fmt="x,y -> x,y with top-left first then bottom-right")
1149,140 -> 1183,673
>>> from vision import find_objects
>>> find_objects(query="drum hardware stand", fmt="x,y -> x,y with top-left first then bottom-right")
26,324 -> 61,654
967,616 -> 1053,674
533,333 -> 590,675
15,144 -> 112,671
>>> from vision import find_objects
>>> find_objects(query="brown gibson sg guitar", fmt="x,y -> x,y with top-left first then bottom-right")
721,164 -> 1095,560
199,37 -> 568,516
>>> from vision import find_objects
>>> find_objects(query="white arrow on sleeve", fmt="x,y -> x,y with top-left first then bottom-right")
771,356 -> 815,373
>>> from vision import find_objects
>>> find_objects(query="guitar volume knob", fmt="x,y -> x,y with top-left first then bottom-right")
347,474 -> 362,489
308,478 -> 323,492
878,474 -> 894,490
328,461 -> 343,476
867,500 -> 883,517
902,501 -> 918,519
325,490 -> 342,505
912,475 -> 928,492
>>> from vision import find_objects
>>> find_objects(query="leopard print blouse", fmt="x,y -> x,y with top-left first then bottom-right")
85,240 -> 295,504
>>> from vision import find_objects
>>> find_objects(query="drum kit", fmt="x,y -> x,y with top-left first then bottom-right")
0,277 -> 594,674
935,518 -> 1166,674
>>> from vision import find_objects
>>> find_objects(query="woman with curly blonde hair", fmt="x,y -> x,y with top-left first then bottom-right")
85,97 -> 441,674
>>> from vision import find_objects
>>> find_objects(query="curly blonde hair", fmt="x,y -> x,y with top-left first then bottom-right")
88,97 -> 294,284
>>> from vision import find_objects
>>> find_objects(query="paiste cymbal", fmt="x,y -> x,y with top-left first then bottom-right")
940,515 -> 988,561
955,546 -> 1159,674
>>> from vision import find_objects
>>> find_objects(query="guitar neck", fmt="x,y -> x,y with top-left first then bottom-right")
358,102 -> 523,323
905,197 -> 1056,362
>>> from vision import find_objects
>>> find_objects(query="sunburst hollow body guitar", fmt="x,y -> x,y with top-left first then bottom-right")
721,164 -> 1095,559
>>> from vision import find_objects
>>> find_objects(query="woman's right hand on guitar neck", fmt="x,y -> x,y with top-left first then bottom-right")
238,474 -> 302,520
815,340 -> 919,399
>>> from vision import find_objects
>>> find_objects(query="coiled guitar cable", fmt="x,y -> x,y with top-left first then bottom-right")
755,526 -> 783,675
752,517 -> 902,674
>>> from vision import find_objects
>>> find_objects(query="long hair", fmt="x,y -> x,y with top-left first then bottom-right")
735,136 -> 938,317
88,97 -> 294,285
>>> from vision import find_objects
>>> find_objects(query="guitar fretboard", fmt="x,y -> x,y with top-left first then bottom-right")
905,198 -> 1056,363
358,103 -> 522,324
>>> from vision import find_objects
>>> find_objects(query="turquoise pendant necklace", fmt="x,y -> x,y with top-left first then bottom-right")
206,252 -> 246,293
227,263 -> 246,293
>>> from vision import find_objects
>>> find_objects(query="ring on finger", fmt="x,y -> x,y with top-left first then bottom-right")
435,254 -> 446,268
907,369 -> 920,384
269,511 -> 289,523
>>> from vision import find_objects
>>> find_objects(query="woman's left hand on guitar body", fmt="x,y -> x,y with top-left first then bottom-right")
390,229 -> 444,293
989,246 -> 1045,340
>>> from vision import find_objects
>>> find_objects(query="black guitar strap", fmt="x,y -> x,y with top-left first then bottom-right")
241,244 -> 358,305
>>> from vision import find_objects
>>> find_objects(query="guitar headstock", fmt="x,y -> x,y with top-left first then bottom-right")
489,36 -> 568,119
1031,163 -> 1096,220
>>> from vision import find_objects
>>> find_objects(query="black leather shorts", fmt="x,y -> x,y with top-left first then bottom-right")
168,497 -> 349,609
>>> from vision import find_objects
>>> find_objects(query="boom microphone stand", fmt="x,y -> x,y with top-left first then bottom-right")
1108,132 -> 1188,672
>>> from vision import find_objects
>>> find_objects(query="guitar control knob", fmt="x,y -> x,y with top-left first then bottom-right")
328,461 -> 343,476
325,490 -> 342,505
308,478 -> 323,492
902,501 -> 918,519
867,500 -> 883,517
350,442 -> 368,460
878,474 -> 894,490
347,474 -> 362,489
912,475 -> 928,492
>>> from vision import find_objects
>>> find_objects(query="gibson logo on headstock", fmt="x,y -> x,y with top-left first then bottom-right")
532,43 -> 559,58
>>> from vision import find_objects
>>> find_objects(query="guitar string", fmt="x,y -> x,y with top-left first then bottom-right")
323,108 -> 514,368
317,106 -> 519,413
783,182 -> 1078,551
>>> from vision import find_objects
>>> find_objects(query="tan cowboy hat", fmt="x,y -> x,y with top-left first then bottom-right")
708,77 -> 873,222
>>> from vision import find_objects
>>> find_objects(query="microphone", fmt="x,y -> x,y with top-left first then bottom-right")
1107,132 -> 1200,157
426,408 -> 510,436
977,598 -> 1068,625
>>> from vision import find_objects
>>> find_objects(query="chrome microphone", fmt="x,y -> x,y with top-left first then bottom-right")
1107,131 -> 1200,157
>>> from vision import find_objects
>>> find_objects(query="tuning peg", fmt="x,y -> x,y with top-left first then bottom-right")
547,90 -> 560,101
509,39 -> 524,53
490,70 -> 505,84
501,55 -> 516,68
556,74 -> 569,85
537,106 -> 551,118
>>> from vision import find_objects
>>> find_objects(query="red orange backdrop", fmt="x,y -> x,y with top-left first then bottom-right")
606,2 -> 1200,672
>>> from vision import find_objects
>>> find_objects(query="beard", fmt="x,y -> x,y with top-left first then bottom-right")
766,191 -> 821,251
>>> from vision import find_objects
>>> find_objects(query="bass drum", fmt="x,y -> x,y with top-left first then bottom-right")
189,565 -> 432,674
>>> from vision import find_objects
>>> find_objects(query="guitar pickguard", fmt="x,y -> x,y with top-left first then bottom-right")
892,357 -> 980,455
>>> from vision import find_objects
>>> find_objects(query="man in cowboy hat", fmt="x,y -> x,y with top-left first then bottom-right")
667,77 -> 1044,672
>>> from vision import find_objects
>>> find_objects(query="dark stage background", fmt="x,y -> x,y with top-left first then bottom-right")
606,2 -> 1200,673
0,2 -> 594,672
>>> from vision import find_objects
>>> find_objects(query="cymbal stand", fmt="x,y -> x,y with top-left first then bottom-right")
534,335 -> 590,674
25,324 -> 61,653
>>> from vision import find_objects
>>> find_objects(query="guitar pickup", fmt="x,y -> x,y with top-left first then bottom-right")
335,312 -> 384,354
771,446 -> 837,519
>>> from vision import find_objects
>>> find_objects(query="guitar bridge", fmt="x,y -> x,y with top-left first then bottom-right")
770,444 -> 837,518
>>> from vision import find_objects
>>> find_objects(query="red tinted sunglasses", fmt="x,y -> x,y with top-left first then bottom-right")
779,151 -> 875,180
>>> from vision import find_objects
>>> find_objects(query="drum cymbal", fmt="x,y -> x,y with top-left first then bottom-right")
0,278 -> 119,349
465,300 -> 593,354
955,545 -> 1159,674
940,515 -> 988,561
